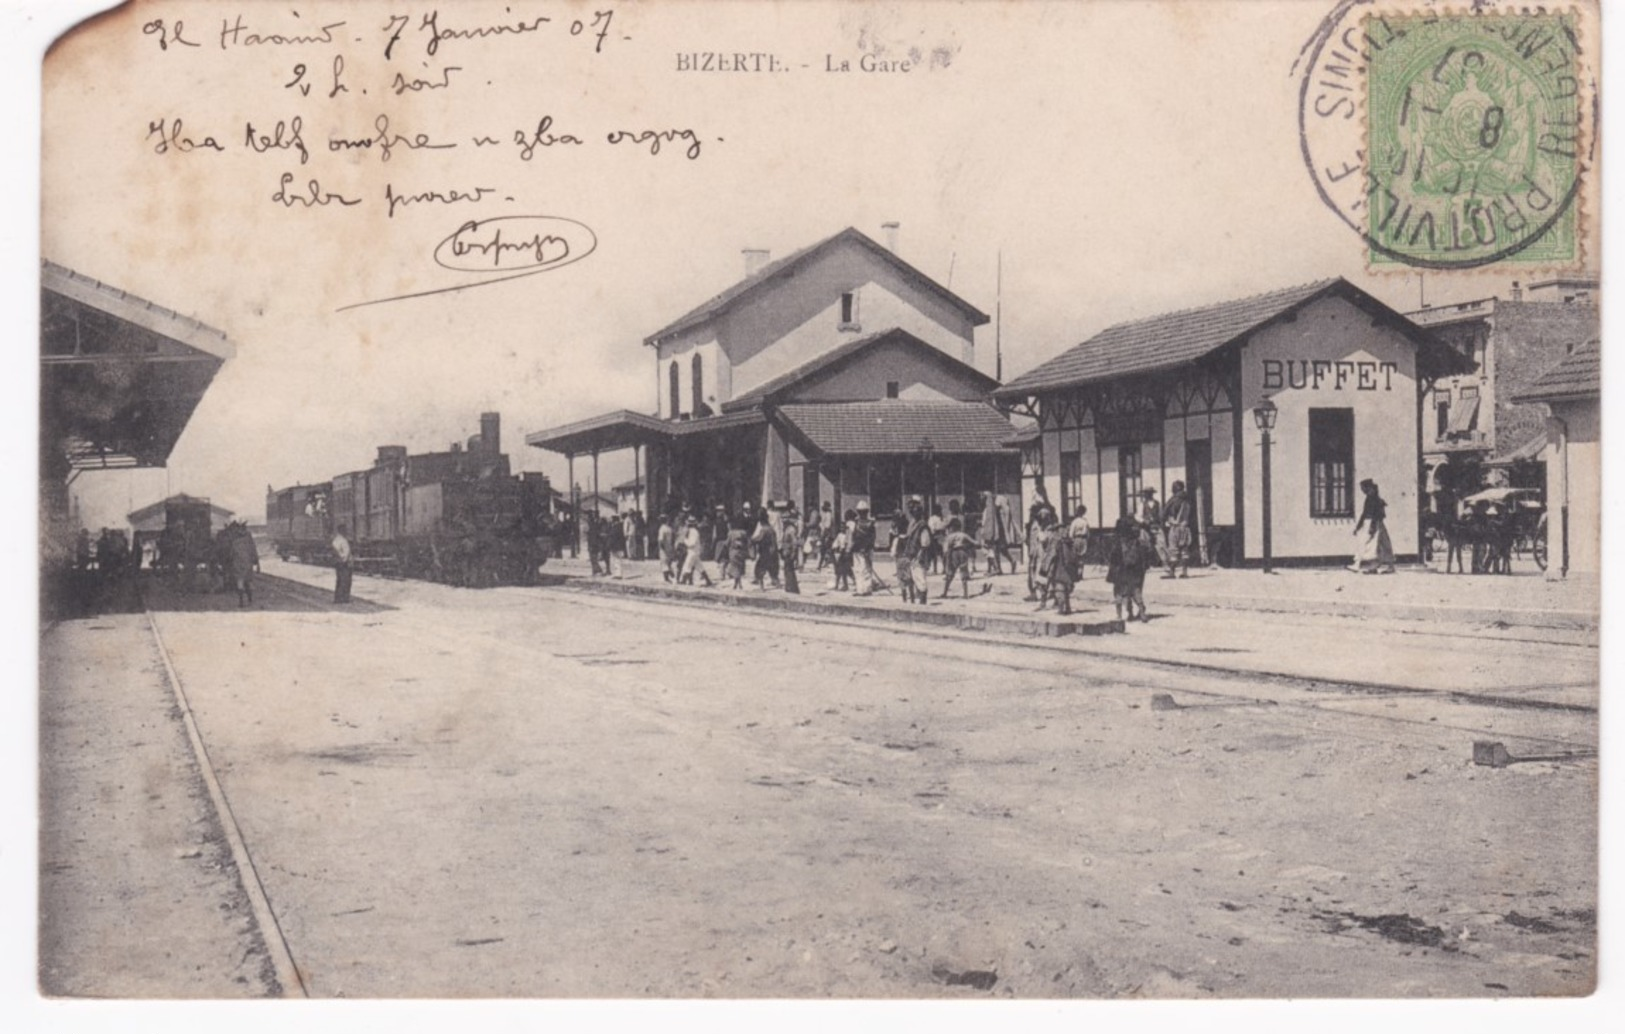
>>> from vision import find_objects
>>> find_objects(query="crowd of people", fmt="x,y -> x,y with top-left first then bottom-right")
51,520 -> 263,615
573,480 -> 1203,626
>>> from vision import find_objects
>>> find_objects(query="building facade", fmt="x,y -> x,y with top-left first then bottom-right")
994,279 -> 1469,566
1407,278 -> 1600,500
1513,339 -> 1600,577
529,226 -> 1020,536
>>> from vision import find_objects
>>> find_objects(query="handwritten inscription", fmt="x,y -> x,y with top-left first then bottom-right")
219,15 -> 347,49
244,118 -> 310,164
150,112 -> 703,174
130,5 -> 707,307
148,118 -> 224,154
328,115 -> 456,162
432,216 -> 596,273
272,173 -> 361,208
386,184 -> 497,220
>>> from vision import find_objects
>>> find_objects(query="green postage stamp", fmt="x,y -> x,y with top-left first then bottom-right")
1363,10 -> 1583,269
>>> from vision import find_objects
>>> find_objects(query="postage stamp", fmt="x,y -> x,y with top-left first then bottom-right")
1296,0 -> 1594,273
1364,10 -> 1582,268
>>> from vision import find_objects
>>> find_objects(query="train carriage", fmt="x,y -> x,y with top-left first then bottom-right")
266,482 -> 333,562
160,497 -> 216,588
265,413 -> 554,587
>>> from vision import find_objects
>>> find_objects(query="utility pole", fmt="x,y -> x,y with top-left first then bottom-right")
995,250 -> 1004,383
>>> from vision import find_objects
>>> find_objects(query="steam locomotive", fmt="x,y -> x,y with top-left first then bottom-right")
266,413 -> 557,587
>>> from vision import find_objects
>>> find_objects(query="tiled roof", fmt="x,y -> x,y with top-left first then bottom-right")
995,279 -> 1347,397
722,328 -> 996,413
644,227 -> 989,346
777,401 -> 1016,455
1513,339 -> 1600,402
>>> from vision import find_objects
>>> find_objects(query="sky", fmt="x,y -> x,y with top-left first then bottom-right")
38,0 -> 1598,526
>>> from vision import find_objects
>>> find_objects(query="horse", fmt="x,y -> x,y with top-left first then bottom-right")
1440,507 -> 1514,574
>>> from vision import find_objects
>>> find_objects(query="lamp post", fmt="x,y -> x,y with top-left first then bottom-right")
1252,399 -> 1277,573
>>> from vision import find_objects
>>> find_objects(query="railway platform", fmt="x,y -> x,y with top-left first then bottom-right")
249,555 -> 1598,712
546,555 -> 1597,632
38,612 -> 281,997
537,560 -> 1597,711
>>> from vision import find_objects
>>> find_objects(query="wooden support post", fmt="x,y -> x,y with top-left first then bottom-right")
567,452 -> 578,558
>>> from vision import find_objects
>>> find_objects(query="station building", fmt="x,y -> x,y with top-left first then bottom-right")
992,279 -> 1469,566
528,226 -> 1022,541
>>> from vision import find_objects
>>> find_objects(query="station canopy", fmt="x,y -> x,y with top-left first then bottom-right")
525,407 -> 764,457
41,261 -> 235,473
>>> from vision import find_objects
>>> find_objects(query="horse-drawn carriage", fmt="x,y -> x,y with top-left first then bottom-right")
1425,487 -> 1547,573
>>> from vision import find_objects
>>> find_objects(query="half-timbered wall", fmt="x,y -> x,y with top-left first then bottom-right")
1029,365 -> 1237,532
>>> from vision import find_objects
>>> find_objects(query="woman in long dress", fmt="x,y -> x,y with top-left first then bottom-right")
1351,478 -> 1396,574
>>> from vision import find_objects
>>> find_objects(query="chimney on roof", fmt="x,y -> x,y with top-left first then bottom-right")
743,248 -> 770,277
1511,280 -> 1523,302
480,411 -> 501,455
881,221 -> 900,253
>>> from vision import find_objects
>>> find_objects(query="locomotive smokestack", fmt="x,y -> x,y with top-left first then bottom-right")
480,412 -> 501,455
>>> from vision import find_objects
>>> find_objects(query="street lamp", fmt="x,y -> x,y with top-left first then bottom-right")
1252,399 -> 1277,573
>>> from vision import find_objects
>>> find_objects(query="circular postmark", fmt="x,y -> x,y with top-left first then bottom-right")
1297,0 -> 1588,270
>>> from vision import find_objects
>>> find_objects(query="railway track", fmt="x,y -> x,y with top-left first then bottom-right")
532,584 -> 1600,757
143,593 -> 315,998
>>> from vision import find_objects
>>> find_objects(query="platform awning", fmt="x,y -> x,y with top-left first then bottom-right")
1490,430 -> 1549,466
42,261 -> 235,473
526,408 -> 765,455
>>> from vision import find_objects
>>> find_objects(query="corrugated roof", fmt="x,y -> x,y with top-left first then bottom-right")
995,279 -> 1345,397
1513,339 -> 1600,403
644,227 -> 989,346
722,328 -> 995,413
777,401 -> 1015,455
43,260 -> 236,361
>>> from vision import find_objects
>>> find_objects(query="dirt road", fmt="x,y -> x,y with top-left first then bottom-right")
41,569 -> 1597,997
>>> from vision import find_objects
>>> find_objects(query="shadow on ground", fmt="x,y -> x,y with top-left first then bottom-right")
52,571 -> 394,616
